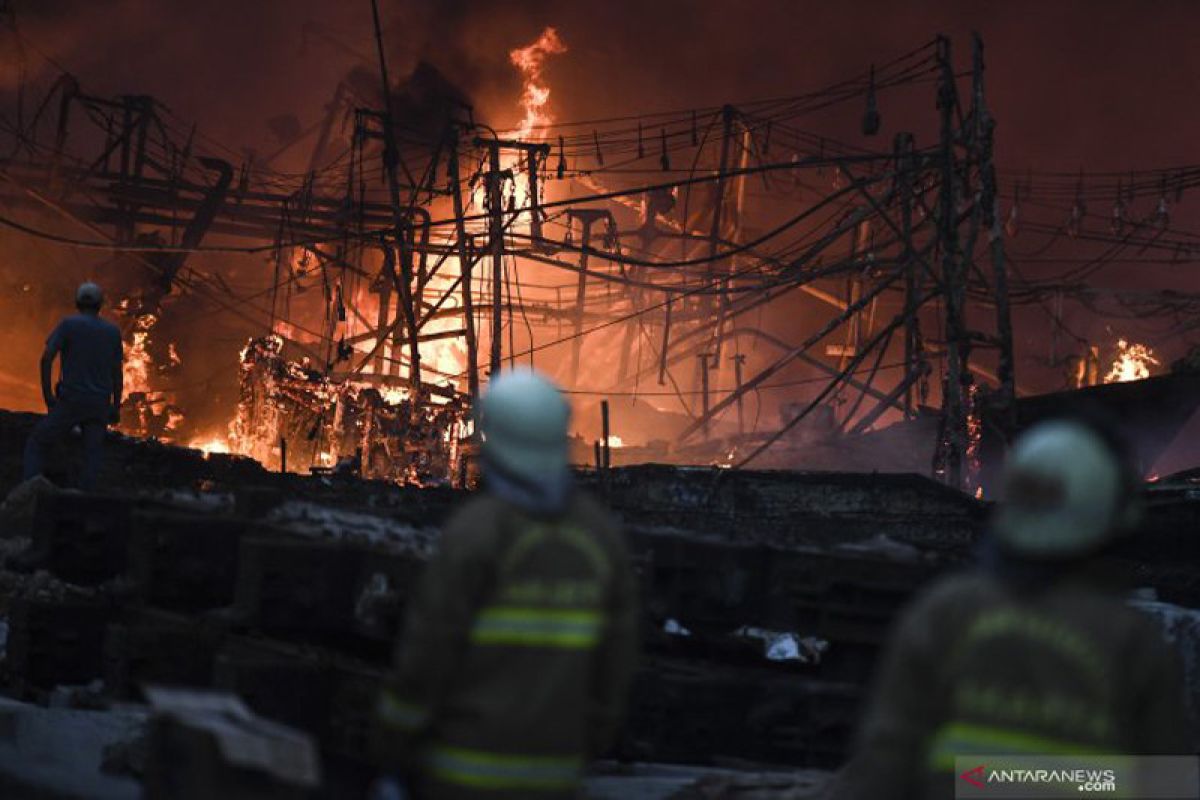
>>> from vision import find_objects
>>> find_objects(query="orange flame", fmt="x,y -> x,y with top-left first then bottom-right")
473,27 -> 568,214
509,26 -> 567,138
123,314 -> 157,395
1104,339 -> 1159,383
189,436 -> 230,456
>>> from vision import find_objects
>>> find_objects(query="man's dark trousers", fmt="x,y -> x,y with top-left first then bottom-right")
23,397 -> 109,490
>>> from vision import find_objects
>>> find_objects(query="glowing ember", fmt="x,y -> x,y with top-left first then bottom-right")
607,435 -> 625,448
1104,339 -> 1159,383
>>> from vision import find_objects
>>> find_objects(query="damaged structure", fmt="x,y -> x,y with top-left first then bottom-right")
230,335 -> 471,484
0,2 -> 1200,797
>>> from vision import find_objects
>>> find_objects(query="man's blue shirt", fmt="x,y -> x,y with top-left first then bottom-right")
46,313 -> 123,402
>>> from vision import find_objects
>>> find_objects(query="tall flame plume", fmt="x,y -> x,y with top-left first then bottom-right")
509,27 -> 567,138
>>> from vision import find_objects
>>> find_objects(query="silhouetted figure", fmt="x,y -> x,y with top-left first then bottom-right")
372,369 -> 638,800
832,418 -> 1192,799
23,282 -> 123,491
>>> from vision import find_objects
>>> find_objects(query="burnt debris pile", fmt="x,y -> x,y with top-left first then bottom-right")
0,415 -> 1198,791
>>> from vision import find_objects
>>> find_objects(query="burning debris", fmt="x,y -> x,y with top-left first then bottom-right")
227,336 -> 471,486
1106,338 -> 1161,383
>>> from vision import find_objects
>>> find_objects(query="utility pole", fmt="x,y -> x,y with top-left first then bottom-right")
447,128 -> 479,402
936,35 -> 968,489
566,208 -> 613,383
698,352 -> 712,439
474,136 -> 550,378
482,142 -> 506,378
974,33 -> 1016,433
731,353 -> 746,435
372,235 -> 394,375
705,105 -> 737,367
896,132 -> 919,419
369,0 -> 421,390
711,106 -> 748,368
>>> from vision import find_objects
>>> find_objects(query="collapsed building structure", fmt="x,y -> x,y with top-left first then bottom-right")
230,335 -> 471,484
0,26 -> 1031,487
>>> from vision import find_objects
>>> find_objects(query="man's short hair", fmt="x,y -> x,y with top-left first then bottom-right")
75,282 -> 104,309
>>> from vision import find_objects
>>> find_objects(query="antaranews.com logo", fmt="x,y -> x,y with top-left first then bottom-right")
953,755 -> 1200,799
960,764 -> 1117,793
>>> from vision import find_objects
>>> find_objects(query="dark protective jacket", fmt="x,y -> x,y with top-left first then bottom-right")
374,490 -> 638,799
831,569 -> 1192,800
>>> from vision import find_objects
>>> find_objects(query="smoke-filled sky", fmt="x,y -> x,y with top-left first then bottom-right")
14,0 -> 1200,173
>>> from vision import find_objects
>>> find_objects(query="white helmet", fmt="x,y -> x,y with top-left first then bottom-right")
478,368 -> 570,485
993,419 -> 1132,559
75,282 -> 104,309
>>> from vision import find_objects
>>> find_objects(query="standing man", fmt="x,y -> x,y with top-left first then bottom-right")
373,369 -> 638,799
23,282 -> 123,491
832,417 -> 1192,799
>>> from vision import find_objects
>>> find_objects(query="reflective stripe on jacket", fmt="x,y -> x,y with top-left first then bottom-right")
831,571 -> 1192,800
373,491 -> 638,798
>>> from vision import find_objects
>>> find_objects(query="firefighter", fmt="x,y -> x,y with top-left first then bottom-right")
832,417 -> 1192,799
22,282 -> 123,491
372,368 -> 638,799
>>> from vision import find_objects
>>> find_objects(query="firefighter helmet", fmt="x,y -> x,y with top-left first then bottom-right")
993,419 -> 1135,559
478,368 -> 571,486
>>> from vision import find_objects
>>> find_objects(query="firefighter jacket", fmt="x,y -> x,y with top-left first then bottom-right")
831,569 -> 1192,800
374,490 -> 639,799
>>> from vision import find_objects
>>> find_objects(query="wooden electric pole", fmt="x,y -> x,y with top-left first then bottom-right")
446,128 -> 480,402
936,35 -> 968,489
566,208 -> 613,383
474,136 -> 550,378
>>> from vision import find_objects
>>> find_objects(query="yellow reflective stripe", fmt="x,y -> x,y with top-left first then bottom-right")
470,605 -> 602,648
376,691 -> 428,731
429,745 -> 582,789
929,722 -> 1109,771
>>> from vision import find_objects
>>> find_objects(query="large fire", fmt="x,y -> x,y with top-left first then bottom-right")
1104,339 -> 1159,383
102,27 -> 571,485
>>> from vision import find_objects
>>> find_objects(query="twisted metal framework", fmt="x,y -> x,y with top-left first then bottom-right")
0,27 -> 1033,488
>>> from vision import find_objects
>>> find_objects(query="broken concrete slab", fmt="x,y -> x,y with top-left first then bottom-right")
0,697 -> 143,800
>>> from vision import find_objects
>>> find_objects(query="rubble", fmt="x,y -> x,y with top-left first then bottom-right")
230,335 -> 471,486
586,762 -> 832,800
0,697 -> 145,800
264,500 -> 437,556
733,628 -> 829,665
0,476 -> 59,539
141,686 -> 321,799
0,424 -> 1197,793
1130,598 -> 1200,743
